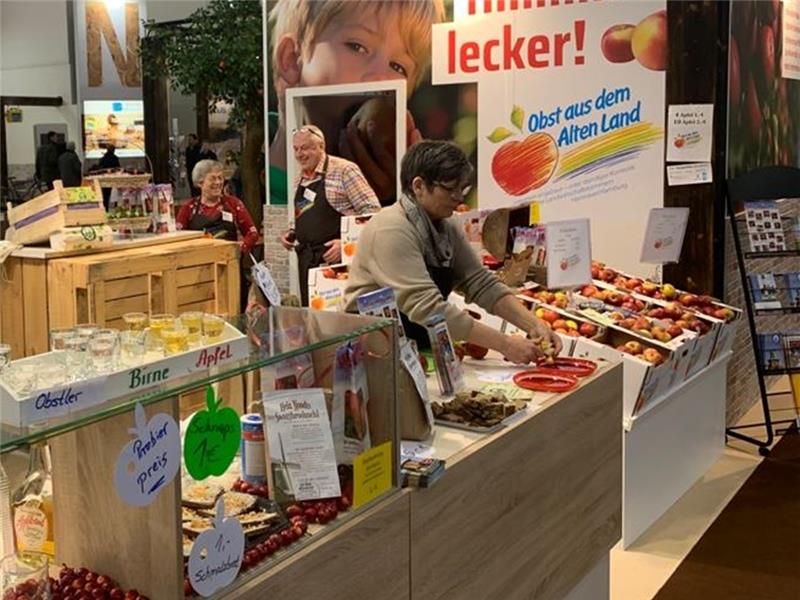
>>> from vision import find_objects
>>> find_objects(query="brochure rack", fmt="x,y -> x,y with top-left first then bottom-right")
726,165 -> 800,455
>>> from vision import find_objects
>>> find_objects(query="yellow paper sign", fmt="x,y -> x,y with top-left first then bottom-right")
353,441 -> 392,508
529,202 -> 540,224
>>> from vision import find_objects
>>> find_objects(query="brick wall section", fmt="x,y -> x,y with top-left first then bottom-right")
263,204 -> 291,294
724,200 -> 800,426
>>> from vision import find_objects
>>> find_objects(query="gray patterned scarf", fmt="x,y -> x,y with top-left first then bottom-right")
399,193 -> 453,268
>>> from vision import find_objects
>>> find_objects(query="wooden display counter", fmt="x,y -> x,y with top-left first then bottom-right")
208,357 -> 622,600
0,232 -> 240,358
410,357 -> 622,600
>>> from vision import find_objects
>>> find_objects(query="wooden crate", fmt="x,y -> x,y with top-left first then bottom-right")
47,238 -> 240,330
8,180 -> 106,245
0,237 -> 240,358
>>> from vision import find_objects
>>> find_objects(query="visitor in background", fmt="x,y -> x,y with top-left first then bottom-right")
35,131 -> 60,190
57,142 -> 83,187
97,144 -> 120,208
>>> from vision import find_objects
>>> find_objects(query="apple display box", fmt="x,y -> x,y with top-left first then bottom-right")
580,281 -> 715,379
511,299 -> 608,357
0,323 -> 249,428
307,264 -> 349,312
572,325 -> 686,421
340,214 -> 375,266
593,268 -> 742,361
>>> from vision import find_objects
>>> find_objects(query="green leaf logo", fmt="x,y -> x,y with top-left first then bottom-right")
511,105 -> 525,131
487,127 -> 515,143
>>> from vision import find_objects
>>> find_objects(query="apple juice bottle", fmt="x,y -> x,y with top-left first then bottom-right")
12,442 -> 55,557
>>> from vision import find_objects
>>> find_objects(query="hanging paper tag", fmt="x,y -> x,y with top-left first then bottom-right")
252,261 -> 282,306
400,340 -> 434,427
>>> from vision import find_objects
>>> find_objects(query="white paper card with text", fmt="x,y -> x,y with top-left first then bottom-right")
546,218 -> 592,289
640,207 -> 690,264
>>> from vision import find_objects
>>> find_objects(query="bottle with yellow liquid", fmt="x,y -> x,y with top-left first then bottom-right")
12,442 -> 55,557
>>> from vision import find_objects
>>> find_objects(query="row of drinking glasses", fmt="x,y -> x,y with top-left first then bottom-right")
0,313 -> 227,396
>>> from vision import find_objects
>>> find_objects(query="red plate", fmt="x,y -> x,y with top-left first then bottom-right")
513,371 -> 579,393
535,357 -> 597,378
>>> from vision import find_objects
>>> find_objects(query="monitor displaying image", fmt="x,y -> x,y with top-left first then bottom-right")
83,100 -> 145,158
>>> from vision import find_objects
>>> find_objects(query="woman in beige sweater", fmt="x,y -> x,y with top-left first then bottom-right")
344,141 -> 560,364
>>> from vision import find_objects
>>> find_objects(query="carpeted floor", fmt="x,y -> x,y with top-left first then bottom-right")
654,429 -> 800,600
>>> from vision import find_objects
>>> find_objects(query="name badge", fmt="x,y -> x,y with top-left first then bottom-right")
303,188 -> 317,202
222,211 -> 233,222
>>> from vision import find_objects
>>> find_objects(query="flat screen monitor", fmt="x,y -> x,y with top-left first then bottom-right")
83,99 -> 145,158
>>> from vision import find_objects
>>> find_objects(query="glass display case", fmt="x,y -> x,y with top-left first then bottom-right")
0,307 -> 399,599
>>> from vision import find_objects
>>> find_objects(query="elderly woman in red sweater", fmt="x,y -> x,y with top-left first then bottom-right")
176,159 -> 259,255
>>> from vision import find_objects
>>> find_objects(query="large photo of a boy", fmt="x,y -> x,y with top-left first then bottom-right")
267,0 -> 477,208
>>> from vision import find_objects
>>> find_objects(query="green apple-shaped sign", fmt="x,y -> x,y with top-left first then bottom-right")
184,386 -> 241,480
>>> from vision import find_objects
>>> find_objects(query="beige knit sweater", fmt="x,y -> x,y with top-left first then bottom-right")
343,203 -> 513,340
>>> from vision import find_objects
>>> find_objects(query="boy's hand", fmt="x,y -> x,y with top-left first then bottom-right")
406,111 -> 423,147
340,119 -> 394,203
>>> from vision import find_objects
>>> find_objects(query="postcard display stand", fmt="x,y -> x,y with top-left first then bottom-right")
726,166 -> 800,455
0,308 -> 401,600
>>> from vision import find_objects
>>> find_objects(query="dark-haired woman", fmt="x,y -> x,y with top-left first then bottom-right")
343,141 -> 560,364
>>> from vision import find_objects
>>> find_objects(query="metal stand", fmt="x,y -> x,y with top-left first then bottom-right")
725,166 -> 800,456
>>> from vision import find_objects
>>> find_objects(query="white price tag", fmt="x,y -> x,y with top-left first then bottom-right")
188,498 -> 245,597
640,207 -> 690,264
400,340 -> 434,427
113,403 -> 181,507
252,261 -> 281,306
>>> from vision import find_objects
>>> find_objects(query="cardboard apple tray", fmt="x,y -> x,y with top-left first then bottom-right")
307,263 -> 349,312
571,326 -> 683,420
586,280 -> 718,378
0,323 -> 249,428
591,266 -> 742,361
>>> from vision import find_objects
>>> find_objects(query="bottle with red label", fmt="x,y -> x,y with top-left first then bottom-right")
12,442 -> 55,557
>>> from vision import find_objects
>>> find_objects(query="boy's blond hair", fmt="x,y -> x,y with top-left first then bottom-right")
270,0 -> 445,90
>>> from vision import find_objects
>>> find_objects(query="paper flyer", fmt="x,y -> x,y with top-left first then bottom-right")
263,388 -> 341,501
666,104 -> 713,162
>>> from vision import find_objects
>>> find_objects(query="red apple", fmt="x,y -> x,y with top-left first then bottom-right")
624,341 -> 644,355
642,348 -> 664,365
667,325 -> 683,338
601,24 -> 636,63
552,319 -> 568,331
491,133 -> 558,196
631,10 -> 667,71
464,342 -> 489,360
578,322 -> 598,337
541,309 -> 559,324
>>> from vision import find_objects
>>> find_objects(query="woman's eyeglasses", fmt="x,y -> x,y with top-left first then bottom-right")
433,181 -> 472,199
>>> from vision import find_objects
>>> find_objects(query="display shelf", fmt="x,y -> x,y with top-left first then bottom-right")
744,249 -> 800,259
0,312 -> 394,453
754,306 -> 800,316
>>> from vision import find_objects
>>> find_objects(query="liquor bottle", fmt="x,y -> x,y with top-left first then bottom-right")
0,461 -> 14,556
12,442 -> 55,557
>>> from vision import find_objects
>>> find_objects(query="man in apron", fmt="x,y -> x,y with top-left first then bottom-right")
281,126 -> 380,305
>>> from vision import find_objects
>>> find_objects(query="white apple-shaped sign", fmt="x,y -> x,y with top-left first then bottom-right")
114,402 -> 181,507
188,497 -> 245,597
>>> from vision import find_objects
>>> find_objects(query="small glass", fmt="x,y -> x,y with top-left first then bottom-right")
202,314 -> 225,343
63,335 -> 86,378
180,312 -> 203,345
162,326 -> 189,355
0,343 -> 10,374
74,323 -> 100,339
120,330 -> 146,366
48,328 -> 74,352
122,312 -> 148,331
88,334 -> 117,374
0,552 -> 50,599
37,362 -> 66,389
2,362 -> 38,396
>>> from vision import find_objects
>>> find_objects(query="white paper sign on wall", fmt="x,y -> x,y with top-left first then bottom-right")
640,207 -> 690,264
113,403 -> 181,507
188,498 -> 245,597
666,104 -> 714,162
